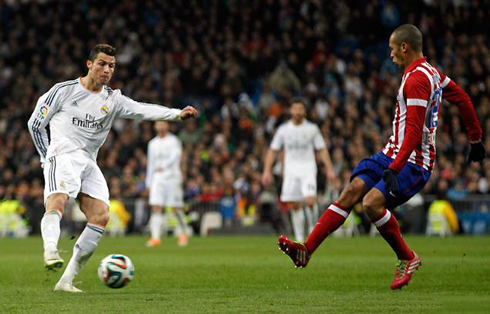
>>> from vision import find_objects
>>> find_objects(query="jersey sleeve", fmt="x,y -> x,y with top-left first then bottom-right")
116,93 -> 182,121
437,71 -> 482,142
389,72 -> 431,173
27,85 -> 65,163
312,125 -> 326,150
270,126 -> 285,151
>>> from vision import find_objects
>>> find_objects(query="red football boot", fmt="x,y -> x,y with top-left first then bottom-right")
278,235 -> 310,268
390,252 -> 422,290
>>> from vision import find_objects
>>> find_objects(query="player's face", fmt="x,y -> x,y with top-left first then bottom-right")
87,52 -> 116,85
290,103 -> 306,123
389,34 -> 405,67
155,121 -> 169,135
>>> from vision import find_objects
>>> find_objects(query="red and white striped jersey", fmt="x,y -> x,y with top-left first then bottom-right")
383,57 -> 481,173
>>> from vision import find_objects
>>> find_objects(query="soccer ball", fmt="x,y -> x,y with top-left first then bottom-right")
98,254 -> 135,288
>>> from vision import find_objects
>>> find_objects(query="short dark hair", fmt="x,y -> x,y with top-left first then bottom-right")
88,44 -> 116,61
290,97 -> 308,108
392,24 -> 423,52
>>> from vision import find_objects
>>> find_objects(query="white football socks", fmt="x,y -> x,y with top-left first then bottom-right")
312,203 -> 319,223
149,211 -> 163,240
174,209 -> 187,237
305,207 -> 314,234
59,223 -> 104,284
291,209 -> 306,242
41,210 -> 62,252
305,203 -> 319,234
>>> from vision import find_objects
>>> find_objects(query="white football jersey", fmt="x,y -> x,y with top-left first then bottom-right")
270,120 -> 325,175
27,78 -> 181,162
146,133 -> 183,185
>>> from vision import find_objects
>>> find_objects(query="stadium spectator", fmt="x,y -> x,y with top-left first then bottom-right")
0,0 -> 488,236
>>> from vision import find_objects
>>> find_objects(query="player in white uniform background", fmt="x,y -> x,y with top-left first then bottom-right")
27,44 -> 198,292
146,121 -> 189,247
261,99 -> 336,242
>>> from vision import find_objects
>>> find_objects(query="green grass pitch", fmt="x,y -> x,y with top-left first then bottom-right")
1,235 -> 489,313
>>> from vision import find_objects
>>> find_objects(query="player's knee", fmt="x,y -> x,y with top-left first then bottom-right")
91,208 -> 110,227
290,202 -> 302,210
304,198 -> 316,208
338,184 -> 359,207
46,195 -> 68,215
362,194 -> 383,220
99,210 -> 110,227
151,206 -> 163,213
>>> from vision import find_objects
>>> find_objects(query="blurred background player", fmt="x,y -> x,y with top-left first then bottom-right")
146,121 -> 189,247
27,44 -> 198,292
3,1 -> 489,240
278,24 -> 485,290
262,98 -> 335,242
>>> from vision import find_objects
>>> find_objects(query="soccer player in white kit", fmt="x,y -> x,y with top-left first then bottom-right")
146,121 -> 189,247
27,44 -> 198,292
261,99 -> 335,242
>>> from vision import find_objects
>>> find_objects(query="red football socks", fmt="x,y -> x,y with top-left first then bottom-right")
305,202 -> 350,253
372,209 -> 414,260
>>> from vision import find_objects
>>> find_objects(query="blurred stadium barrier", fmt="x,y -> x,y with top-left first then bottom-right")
2,195 -> 489,237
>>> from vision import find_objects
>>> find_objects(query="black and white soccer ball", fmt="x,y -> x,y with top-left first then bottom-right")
98,254 -> 135,288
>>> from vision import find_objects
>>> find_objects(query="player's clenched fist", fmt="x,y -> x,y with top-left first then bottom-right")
180,106 -> 198,120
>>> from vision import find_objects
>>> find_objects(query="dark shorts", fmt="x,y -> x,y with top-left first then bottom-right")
351,152 -> 431,209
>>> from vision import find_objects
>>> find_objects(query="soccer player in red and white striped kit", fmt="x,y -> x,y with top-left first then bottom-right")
278,24 -> 486,289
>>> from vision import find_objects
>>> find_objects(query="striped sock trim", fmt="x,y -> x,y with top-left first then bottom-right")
373,209 -> 391,227
328,203 -> 348,218
87,224 -> 105,235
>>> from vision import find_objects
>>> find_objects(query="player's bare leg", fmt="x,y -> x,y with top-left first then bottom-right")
55,193 -> 109,292
147,205 -> 164,247
279,178 -> 368,267
173,207 -> 189,247
42,193 -> 68,271
363,189 -> 420,289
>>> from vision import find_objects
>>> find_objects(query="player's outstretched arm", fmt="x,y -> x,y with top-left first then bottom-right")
117,94 -> 198,122
440,77 -> 485,162
441,79 -> 482,141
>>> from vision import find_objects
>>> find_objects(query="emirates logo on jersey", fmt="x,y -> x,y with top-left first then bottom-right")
101,104 -> 110,115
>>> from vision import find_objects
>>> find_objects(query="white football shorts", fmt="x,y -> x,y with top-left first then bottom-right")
149,179 -> 184,208
280,172 -> 317,202
43,149 -> 110,207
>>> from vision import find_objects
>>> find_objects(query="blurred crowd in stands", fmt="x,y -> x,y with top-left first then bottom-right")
0,0 -> 489,233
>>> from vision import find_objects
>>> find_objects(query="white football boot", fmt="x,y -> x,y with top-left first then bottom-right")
44,249 -> 64,271
54,281 -> 83,293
